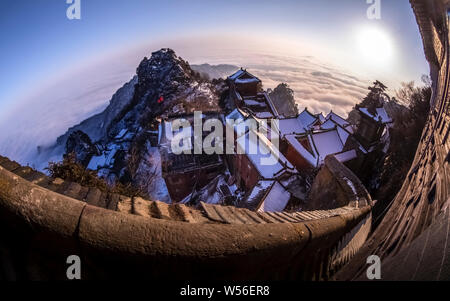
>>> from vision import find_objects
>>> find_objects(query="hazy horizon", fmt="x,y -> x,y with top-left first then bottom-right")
0,0 -> 430,167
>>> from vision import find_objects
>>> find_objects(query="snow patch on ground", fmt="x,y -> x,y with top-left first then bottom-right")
137,146 -> 171,203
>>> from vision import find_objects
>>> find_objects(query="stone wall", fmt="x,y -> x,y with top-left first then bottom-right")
0,153 -> 372,280
306,156 -> 372,211
335,0 -> 450,280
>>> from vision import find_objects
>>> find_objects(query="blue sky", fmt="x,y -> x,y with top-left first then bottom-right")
0,0 -> 429,116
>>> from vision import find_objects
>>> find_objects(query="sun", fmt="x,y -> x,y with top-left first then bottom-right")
356,25 -> 394,68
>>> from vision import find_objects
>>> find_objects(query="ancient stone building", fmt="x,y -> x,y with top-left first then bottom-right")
159,113 -> 225,202
227,68 -> 262,97
354,106 -> 392,150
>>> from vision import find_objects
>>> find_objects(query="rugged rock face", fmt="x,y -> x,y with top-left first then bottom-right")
109,48 -> 224,134
56,76 -> 138,148
268,83 -> 298,117
55,48 -> 227,202
65,130 -> 98,166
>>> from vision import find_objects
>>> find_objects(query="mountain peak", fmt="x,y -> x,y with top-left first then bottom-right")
137,48 -> 194,86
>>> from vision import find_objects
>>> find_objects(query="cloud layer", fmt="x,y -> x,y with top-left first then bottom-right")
0,48 -> 371,168
225,53 -> 370,117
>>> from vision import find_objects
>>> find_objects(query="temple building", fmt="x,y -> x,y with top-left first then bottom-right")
159,112 -> 225,202
158,69 -> 392,211
354,106 -> 393,150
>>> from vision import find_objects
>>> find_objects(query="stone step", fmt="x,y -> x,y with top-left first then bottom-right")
240,208 -> 267,224
265,212 -> 289,223
273,212 -> 299,223
318,210 -> 333,218
310,211 -> 326,218
306,211 -> 324,219
201,202 -> 225,223
107,193 -> 121,211
0,159 -> 21,172
85,188 -> 103,207
299,212 -> 317,220
167,204 -> 187,222
117,196 -> 133,214
132,197 -> 153,217
174,204 -> 197,223
150,201 -> 172,220
77,186 -> 90,202
45,178 -> 66,193
20,170 -> 48,184
188,206 -> 212,224
12,166 -> 34,179
53,180 -> 73,195
63,182 -> 82,200
228,207 -> 255,224
257,212 -> 281,223
295,212 -> 314,221
292,212 -> 307,221
281,212 -> 303,222
0,156 -> 9,165
214,205 -> 245,224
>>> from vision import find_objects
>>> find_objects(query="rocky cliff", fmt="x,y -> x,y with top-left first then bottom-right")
54,49 -> 227,202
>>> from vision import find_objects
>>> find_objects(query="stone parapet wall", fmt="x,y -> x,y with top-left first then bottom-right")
0,153 -> 372,279
306,156 -> 372,211
335,0 -> 450,280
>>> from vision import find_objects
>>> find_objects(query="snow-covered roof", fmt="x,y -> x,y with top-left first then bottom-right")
244,99 -> 265,107
225,113 -> 260,141
358,107 -> 392,124
298,109 -> 319,128
278,118 -> 306,136
88,154 -> 107,170
236,130 -> 296,179
245,180 -> 274,208
255,111 -> 274,119
320,119 -> 337,130
334,149 -> 358,163
240,93 -> 279,119
228,69 -> 245,81
228,69 -> 261,83
115,129 -> 128,140
312,130 -> 345,164
326,111 -> 350,127
225,108 -> 245,122
257,181 -> 291,212
235,78 -> 260,84
344,124 -> 355,134
285,128 -> 348,167
317,113 -> 326,123
336,125 -> 350,145
320,116 -> 351,145
263,92 -> 279,118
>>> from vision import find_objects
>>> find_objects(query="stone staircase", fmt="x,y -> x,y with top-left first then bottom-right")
0,155 -> 362,226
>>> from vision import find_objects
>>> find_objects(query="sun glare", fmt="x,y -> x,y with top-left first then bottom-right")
356,26 -> 394,68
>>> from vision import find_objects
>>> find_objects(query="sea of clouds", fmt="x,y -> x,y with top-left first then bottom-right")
0,47 -> 371,170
